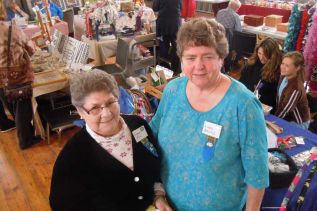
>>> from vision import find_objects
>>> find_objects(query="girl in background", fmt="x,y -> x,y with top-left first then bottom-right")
240,37 -> 282,113
275,51 -> 311,129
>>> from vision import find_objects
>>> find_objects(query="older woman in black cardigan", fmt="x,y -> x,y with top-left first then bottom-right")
49,70 -> 172,211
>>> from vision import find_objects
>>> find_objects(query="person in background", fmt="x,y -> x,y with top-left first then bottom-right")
0,0 -> 39,149
275,51 -> 311,129
4,0 -> 29,21
50,70 -> 172,211
150,17 -> 268,210
240,37 -> 282,113
153,0 -> 182,75
216,0 -> 242,32
216,0 -> 242,72
38,0 -> 63,20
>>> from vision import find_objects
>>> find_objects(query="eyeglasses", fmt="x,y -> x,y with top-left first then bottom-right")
81,99 -> 119,116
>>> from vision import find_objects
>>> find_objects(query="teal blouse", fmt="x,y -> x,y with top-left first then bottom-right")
150,77 -> 269,210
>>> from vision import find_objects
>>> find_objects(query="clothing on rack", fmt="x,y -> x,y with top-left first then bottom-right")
301,7 -> 315,50
303,9 -> 317,91
283,4 -> 302,52
296,10 -> 309,51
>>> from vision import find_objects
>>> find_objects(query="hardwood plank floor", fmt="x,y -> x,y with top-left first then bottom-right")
0,127 -> 79,211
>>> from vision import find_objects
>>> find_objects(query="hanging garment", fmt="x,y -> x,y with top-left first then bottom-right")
296,10 -> 309,51
283,4 -> 302,52
303,9 -> 317,91
301,7 -> 315,51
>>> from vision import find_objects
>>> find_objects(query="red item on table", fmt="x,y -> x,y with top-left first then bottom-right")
277,136 -> 295,149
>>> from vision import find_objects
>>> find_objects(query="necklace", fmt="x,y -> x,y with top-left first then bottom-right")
187,75 -> 224,111
206,75 -> 223,96
191,75 -> 223,98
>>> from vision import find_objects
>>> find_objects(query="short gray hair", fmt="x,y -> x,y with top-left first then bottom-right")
70,69 -> 119,107
229,0 -> 241,11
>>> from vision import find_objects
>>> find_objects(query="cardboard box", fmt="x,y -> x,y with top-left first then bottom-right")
276,22 -> 289,33
244,15 -> 264,27
265,15 -> 283,27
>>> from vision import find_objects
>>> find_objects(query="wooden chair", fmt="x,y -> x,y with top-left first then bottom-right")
32,6 -> 53,48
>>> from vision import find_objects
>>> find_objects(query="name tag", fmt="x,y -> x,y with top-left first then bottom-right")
202,121 -> 222,139
132,126 -> 148,142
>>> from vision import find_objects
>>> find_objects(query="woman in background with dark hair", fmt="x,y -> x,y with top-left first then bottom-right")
240,37 -> 282,113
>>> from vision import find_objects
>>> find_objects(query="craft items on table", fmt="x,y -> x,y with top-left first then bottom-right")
244,0 -> 294,10
268,148 -> 299,189
262,103 -> 273,115
292,150 -> 312,167
144,65 -> 175,99
49,30 -> 90,71
277,135 -> 306,150
266,120 -> 284,134
277,136 -> 298,149
269,151 -> 291,173
81,0 -> 155,40
31,50 -> 60,73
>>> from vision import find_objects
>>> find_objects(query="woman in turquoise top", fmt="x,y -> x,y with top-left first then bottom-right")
150,17 -> 269,211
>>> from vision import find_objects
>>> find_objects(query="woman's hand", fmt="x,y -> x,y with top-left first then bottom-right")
154,196 -> 173,211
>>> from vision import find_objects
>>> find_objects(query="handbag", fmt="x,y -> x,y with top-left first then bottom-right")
3,23 -> 33,102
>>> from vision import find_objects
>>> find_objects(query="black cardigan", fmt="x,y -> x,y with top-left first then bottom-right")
240,60 -> 279,112
49,115 -> 161,211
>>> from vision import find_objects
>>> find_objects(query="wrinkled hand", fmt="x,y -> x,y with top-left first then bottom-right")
154,196 -> 173,211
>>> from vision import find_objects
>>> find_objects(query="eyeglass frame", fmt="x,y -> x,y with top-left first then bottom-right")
80,99 -> 119,116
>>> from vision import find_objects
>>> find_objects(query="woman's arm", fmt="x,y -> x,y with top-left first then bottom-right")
245,185 -> 265,211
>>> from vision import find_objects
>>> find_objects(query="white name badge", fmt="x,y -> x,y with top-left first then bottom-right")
202,121 -> 222,139
132,126 -> 148,142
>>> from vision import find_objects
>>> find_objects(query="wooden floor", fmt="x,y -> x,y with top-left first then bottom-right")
0,126 -> 79,211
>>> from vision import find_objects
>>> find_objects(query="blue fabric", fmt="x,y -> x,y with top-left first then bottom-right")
38,2 -> 64,20
278,77 -> 288,99
265,114 -> 317,157
6,9 -> 15,21
261,115 -> 317,209
119,87 -> 134,114
150,77 -> 269,210
287,160 -> 317,211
